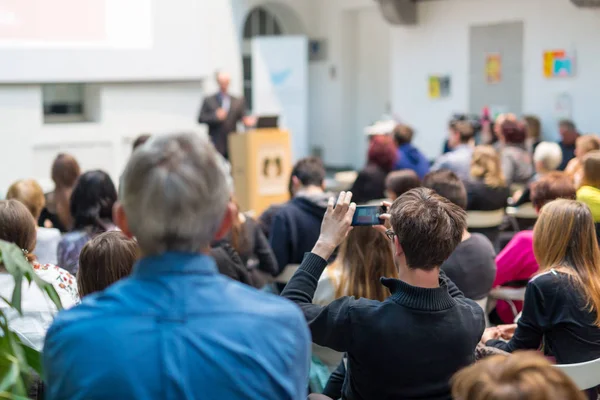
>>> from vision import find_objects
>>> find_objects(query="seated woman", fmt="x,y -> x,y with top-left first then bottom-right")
57,170 -> 118,274
565,134 -> 600,187
384,169 -> 421,201
483,199 -> 600,368
493,172 -> 576,324
6,179 -> 62,265
78,231 -> 139,297
0,200 -> 78,350
497,120 -> 533,186
350,135 -> 397,204
452,351 -> 584,400
512,141 -> 563,207
576,150 -> 600,222
464,145 -> 510,211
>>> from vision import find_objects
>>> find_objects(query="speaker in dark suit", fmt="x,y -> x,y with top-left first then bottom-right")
198,71 -> 255,159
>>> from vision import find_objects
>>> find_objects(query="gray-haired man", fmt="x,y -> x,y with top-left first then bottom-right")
43,133 -> 310,400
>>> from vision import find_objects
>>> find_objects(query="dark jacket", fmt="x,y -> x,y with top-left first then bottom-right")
269,194 -> 329,274
487,270 -> 600,364
198,93 -> 246,158
464,180 -> 510,211
210,243 -> 251,285
282,253 -> 485,400
558,141 -> 576,171
394,144 -> 430,179
350,164 -> 388,204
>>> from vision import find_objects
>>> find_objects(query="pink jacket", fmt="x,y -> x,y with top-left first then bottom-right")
494,230 -> 539,323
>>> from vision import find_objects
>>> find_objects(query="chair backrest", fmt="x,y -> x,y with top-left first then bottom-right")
489,287 -> 526,301
554,356 -> 600,390
506,202 -> 538,220
466,209 -> 505,228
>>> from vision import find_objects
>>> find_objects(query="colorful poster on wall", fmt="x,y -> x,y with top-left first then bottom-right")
543,50 -> 575,78
428,75 -> 451,99
485,53 -> 502,84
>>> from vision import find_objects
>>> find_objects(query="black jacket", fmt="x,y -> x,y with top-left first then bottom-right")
464,179 -> 510,211
269,194 -> 329,274
282,253 -> 485,400
198,93 -> 246,158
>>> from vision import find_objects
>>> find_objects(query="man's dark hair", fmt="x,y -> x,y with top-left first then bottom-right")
453,121 -> 475,144
290,157 -> 325,188
386,170 -> 421,198
559,119 -> 576,132
132,134 -> 151,151
422,170 -> 468,210
393,124 -> 414,146
390,187 -> 466,270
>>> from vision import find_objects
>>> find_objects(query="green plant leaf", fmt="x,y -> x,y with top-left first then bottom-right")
0,392 -> 30,400
0,360 -> 18,393
18,342 -> 41,376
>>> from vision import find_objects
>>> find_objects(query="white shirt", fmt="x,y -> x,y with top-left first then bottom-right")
36,227 -> 61,265
0,263 -> 79,350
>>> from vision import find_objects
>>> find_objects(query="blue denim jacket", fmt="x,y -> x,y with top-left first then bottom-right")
43,252 -> 311,400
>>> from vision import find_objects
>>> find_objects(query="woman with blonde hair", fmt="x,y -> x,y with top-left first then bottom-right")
576,150 -> 600,222
483,199 -> 600,364
565,134 -> 600,186
6,179 -> 62,265
452,351 -> 585,400
464,145 -> 510,211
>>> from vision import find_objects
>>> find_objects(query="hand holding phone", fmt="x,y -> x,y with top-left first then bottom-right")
351,205 -> 387,226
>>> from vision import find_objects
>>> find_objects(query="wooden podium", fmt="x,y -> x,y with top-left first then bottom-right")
228,129 -> 292,215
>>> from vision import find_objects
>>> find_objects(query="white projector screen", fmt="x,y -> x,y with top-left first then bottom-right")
0,0 -> 210,82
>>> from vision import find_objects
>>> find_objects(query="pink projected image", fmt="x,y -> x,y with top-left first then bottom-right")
0,0 -> 106,42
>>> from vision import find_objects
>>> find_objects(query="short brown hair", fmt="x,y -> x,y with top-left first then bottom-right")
523,115 -> 541,140
451,351 -> 585,400
422,170 -> 468,210
385,170 -> 421,199
393,124 -> 414,146
530,172 -> 576,210
77,231 -> 139,297
559,119 -> 577,132
582,150 -> 600,188
454,121 -> 475,144
6,179 -> 46,220
389,187 -> 466,270
291,157 -> 325,187
51,153 -> 81,188
501,120 -> 526,144
0,200 -> 37,262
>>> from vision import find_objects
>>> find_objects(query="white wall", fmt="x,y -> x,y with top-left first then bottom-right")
391,0 -> 600,159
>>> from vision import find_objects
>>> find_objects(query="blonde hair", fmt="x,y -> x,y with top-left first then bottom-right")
470,146 -> 506,188
533,199 -> 600,326
576,134 -> 600,158
581,150 -> 600,188
452,351 -> 585,400
330,227 -> 397,302
6,179 -> 46,220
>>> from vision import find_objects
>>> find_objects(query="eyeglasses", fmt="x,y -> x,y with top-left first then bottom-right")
385,229 -> 396,241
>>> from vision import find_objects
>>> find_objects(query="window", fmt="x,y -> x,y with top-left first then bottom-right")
42,84 -> 99,124
242,7 -> 283,111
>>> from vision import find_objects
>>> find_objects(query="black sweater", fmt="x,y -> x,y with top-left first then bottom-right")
282,253 -> 485,400
487,270 -> 600,364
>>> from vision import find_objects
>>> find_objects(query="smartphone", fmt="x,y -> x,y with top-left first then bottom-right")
351,205 -> 387,226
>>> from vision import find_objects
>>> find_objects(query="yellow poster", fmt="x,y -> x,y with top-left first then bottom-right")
428,76 -> 441,99
486,53 -> 502,84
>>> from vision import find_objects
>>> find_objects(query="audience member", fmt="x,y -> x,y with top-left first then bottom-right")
77,231 -> 138,297
484,199 -> 600,367
350,135 -> 397,204
557,119 -> 580,171
0,200 -> 78,350
282,190 -> 484,399
576,150 -> 600,222
424,170 -> 496,301
57,170 -> 118,274
487,113 -> 516,146
132,133 -> 151,151
270,157 -> 330,273
258,174 -> 293,239
391,124 -> 429,178
38,153 -> 81,232
431,121 -> 475,180
512,141 -> 563,206
498,120 -> 533,186
565,134 -> 600,187
43,133 -> 310,400
452,352 -> 585,400
492,172 -> 576,324
6,179 -> 61,265
464,145 -> 510,211
385,169 -> 421,201
225,201 -> 278,286
523,115 -> 542,153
